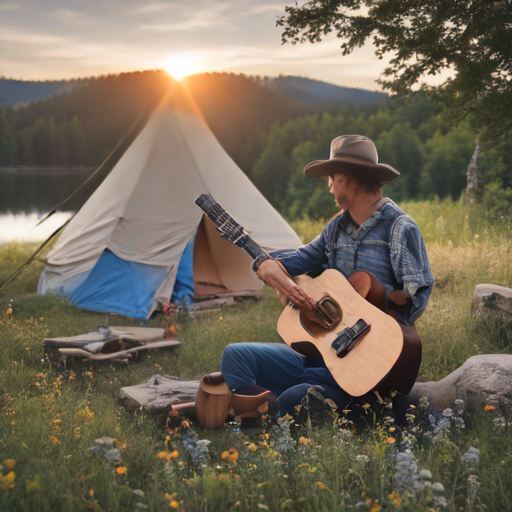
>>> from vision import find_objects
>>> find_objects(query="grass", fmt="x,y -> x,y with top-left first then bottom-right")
1,197 -> 512,511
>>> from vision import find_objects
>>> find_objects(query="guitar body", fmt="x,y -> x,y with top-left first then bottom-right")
277,269 -> 421,397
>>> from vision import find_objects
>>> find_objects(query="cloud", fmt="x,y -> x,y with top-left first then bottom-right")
138,3 -> 232,32
0,3 -> 20,11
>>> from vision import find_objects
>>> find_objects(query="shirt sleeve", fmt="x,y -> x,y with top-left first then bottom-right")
270,218 -> 334,276
390,215 -> 434,323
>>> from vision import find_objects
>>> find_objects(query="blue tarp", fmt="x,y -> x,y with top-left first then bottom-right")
67,249 -> 171,319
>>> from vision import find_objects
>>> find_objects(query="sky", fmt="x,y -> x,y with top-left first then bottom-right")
0,0 -> 448,90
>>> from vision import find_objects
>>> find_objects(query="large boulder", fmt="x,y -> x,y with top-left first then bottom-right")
471,284 -> 512,319
406,354 -> 512,412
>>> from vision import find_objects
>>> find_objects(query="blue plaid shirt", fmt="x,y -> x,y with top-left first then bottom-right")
273,199 -> 434,324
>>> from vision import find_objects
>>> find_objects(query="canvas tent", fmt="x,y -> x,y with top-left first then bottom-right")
38,83 -> 302,319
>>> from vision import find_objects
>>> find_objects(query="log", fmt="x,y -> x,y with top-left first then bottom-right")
119,375 -> 200,414
405,354 -> 512,412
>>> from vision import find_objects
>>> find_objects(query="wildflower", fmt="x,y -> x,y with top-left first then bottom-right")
2,460 -> 16,471
48,435 -> 61,445
362,403 -> 371,409
0,471 -> 16,491
314,482 -> 331,492
299,437 -> 310,445
257,482 -> 268,488
388,490 -> 401,506
76,406 -> 95,421
248,443 -> 258,452
181,420 -> 190,428
116,467 -> 127,474
26,475 -> 42,491
221,450 -> 230,460
157,451 -> 173,462
227,450 -> 239,463
386,437 -> 396,444
484,405 -> 495,411
6,308 -> 12,316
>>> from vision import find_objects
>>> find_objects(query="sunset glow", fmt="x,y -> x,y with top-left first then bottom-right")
164,54 -> 197,81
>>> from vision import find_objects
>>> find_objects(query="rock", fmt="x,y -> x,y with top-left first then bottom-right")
471,284 -> 512,319
406,355 -> 512,413
119,375 -> 200,414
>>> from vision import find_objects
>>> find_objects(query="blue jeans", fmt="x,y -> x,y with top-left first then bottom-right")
220,342 -> 352,415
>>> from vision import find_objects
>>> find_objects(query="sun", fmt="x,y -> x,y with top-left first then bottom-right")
164,54 -> 196,81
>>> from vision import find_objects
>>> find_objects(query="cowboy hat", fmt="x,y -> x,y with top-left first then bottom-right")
304,135 -> 400,184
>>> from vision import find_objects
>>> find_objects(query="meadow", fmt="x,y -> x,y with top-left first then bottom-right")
1,196 -> 511,511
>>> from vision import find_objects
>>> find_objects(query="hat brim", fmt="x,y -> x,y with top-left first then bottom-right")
304,157 -> 400,184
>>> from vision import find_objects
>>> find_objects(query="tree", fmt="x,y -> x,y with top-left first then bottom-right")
278,0 -> 512,143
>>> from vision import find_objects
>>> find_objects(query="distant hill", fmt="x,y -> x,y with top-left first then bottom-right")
0,71 -> 386,171
257,75 -> 387,107
0,79 -> 79,107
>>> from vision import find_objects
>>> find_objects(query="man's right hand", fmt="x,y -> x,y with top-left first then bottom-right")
256,259 -> 317,310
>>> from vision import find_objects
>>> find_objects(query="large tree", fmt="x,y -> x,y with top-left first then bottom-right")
277,0 -> 512,144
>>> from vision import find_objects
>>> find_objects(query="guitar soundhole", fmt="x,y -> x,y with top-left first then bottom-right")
299,302 -> 342,337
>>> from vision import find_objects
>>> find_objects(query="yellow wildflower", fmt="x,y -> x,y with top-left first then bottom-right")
299,437 -> 310,445
2,460 -> 16,471
157,451 -> 173,462
116,467 -> 127,474
314,481 -> 331,492
48,435 -> 61,445
388,490 -> 401,506
256,482 -> 268,488
170,500 -> 179,509
221,451 -> 230,460
26,475 -> 42,492
181,420 -> 190,428
6,308 -> 12,316
0,471 -> 16,491
386,437 -> 396,444
248,443 -> 258,452
227,451 -> 239,463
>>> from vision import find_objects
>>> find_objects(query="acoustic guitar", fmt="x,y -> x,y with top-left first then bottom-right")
195,194 -> 421,398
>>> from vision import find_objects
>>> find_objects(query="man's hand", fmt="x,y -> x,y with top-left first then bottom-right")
256,259 -> 316,309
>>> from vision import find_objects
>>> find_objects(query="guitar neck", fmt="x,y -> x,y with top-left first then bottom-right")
195,194 -> 269,261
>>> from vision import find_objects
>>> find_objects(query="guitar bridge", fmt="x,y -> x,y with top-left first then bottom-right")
331,319 -> 371,358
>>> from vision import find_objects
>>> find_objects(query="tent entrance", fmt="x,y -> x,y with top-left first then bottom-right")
192,215 -> 262,300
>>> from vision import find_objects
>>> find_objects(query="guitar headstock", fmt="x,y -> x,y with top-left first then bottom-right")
195,194 -> 248,247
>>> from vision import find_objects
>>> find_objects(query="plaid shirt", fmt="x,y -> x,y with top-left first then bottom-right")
273,199 -> 434,324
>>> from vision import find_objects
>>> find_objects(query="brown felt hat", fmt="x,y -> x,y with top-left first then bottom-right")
304,135 -> 400,184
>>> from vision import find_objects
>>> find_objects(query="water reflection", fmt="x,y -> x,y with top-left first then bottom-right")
0,212 -> 73,244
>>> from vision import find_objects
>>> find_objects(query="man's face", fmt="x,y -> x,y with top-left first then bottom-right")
328,173 -> 355,210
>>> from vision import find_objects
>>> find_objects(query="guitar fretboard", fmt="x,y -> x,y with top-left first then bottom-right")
195,194 -> 269,261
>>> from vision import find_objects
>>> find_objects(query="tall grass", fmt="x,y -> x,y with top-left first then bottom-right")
1,198 -> 512,511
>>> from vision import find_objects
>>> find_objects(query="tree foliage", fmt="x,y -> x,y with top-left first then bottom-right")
278,0 -> 512,143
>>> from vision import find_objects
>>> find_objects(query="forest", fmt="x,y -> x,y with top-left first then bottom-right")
0,70 -> 511,222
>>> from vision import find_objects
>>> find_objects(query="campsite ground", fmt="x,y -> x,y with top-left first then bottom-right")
1,197 -> 512,511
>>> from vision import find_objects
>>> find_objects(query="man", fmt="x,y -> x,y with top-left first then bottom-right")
220,135 -> 434,419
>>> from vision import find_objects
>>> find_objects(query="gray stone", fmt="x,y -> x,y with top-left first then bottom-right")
471,284 -> 512,319
406,355 -> 512,413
